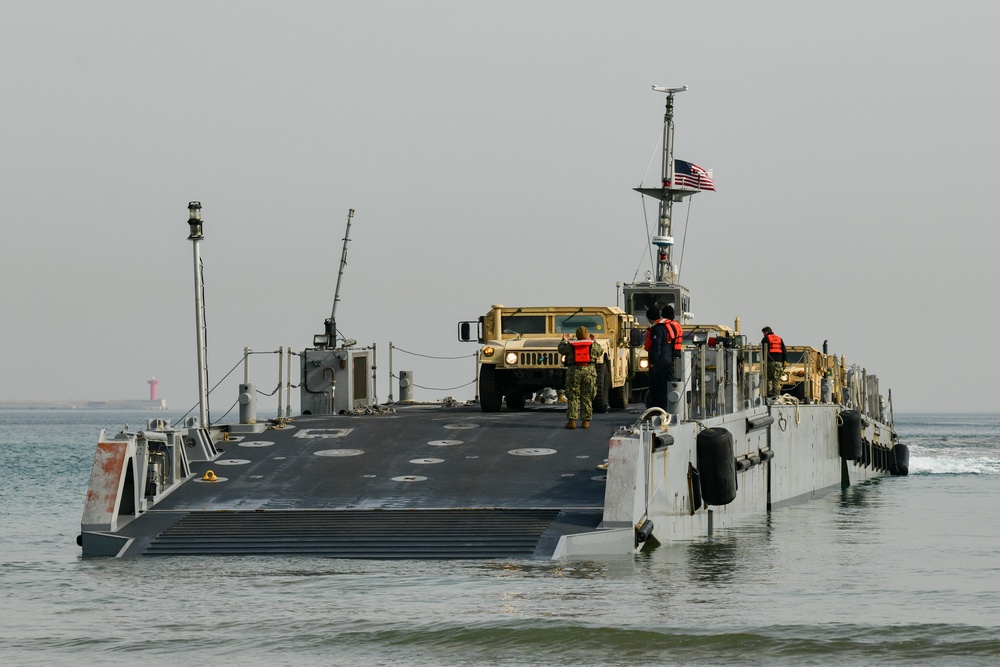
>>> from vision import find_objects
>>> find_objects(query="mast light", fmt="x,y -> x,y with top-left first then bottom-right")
187,201 -> 203,240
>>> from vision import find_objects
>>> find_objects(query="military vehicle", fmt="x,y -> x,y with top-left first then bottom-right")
458,304 -> 635,412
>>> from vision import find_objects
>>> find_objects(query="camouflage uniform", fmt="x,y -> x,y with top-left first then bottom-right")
558,338 -> 605,422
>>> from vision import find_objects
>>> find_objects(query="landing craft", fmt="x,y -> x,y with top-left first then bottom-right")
79,89 -> 906,559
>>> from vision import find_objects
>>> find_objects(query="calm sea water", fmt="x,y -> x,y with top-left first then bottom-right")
1,410 -> 998,666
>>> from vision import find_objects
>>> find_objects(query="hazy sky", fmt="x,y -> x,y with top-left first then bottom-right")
2,2 -> 996,415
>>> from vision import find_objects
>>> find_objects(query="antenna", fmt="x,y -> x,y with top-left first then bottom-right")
324,208 -> 355,347
652,85 -> 688,95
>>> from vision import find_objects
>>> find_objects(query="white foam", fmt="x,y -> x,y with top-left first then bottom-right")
909,455 -> 999,475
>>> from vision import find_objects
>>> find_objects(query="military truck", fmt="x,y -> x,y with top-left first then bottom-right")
752,345 -> 844,404
457,304 -> 636,413
779,345 -> 850,404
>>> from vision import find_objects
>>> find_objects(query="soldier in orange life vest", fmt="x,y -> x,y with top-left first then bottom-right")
660,305 -> 682,383
761,326 -> 787,400
557,326 -> 604,429
645,308 -> 672,410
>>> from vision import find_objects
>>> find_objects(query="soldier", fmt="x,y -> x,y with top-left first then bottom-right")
645,308 -> 671,410
761,326 -> 787,400
660,305 -> 682,383
558,325 -> 604,429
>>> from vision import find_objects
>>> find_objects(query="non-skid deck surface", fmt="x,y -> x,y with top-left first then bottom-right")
116,404 -> 631,558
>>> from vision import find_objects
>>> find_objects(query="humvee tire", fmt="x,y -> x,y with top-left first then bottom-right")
593,362 -> 610,413
480,364 -> 502,412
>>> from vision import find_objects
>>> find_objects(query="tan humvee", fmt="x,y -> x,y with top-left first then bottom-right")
458,304 -> 636,413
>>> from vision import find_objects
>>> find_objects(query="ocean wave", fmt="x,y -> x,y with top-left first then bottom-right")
909,455 -> 1000,475
6,622 -> 999,666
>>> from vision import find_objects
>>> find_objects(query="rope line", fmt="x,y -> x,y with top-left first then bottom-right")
391,372 -> 476,392
178,355 -> 246,423
392,345 -> 475,361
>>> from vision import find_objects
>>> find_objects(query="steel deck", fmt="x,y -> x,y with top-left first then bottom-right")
112,403 -> 631,558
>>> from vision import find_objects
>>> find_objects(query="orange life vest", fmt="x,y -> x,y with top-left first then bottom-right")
643,320 -> 665,351
664,320 -> 683,351
765,333 -> 784,354
570,339 -> 594,365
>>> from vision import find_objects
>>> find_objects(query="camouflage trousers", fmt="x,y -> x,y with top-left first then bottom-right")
766,358 -> 784,399
565,365 -> 597,421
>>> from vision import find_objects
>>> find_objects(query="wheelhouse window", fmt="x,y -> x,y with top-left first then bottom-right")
628,294 -> 678,321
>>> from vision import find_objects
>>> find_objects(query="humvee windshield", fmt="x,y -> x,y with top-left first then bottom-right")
786,351 -> 807,363
556,314 -> 605,334
501,315 -> 547,335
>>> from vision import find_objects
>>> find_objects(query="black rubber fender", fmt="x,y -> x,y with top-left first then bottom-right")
635,519 -> 654,544
697,428 -> 737,506
838,410 -> 863,460
687,463 -> 702,514
759,449 -> 775,462
891,443 -> 909,476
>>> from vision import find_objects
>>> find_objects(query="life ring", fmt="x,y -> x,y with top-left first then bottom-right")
837,410 -> 863,460
697,428 -> 737,506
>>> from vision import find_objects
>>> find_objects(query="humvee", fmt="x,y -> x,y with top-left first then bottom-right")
458,304 -> 636,412
776,345 -> 843,403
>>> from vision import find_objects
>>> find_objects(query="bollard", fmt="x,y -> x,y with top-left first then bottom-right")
399,371 -> 414,403
239,383 -> 257,424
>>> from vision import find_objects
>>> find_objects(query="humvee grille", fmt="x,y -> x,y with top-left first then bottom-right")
519,351 -> 561,367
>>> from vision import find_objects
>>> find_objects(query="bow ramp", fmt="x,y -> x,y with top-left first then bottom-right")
81,405 -> 615,559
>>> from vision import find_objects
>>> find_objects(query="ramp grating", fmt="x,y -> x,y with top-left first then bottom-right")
142,508 -> 562,559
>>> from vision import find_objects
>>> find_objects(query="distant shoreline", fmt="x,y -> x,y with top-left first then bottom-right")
0,400 -> 167,410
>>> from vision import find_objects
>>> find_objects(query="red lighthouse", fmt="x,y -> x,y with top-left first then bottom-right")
148,377 -> 159,401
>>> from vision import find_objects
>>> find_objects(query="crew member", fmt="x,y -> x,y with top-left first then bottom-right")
645,308 -> 671,411
643,306 -> 660,351
761,326 -> 787,400
660,305 -> 682,383
558,326 -> 604,429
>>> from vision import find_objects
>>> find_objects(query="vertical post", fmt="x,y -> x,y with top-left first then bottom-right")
285,346 -> 293,418
277,346 -> 284,418
388,342 -> 394,403
187,202 -> 209,426
371,343 -> 378,404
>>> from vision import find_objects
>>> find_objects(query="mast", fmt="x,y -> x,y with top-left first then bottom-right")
186,201 -> 210,426
325,208 -> 355,347
634,85 -> 699,286
654,85 -> 685,283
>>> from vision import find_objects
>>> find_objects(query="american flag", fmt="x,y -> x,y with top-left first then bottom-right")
667,159 -> 716,192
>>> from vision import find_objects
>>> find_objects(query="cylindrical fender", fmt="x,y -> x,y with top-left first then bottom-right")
697,428 -> 737,506
635,519 -> 654,545
838,410 -> 863,460
891,443 -> 909,476
687,462 -> 702,514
